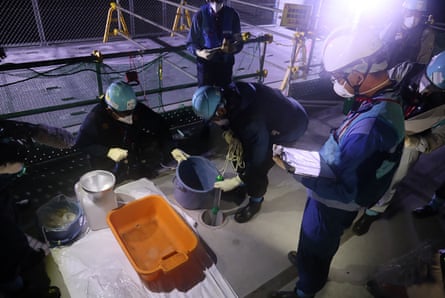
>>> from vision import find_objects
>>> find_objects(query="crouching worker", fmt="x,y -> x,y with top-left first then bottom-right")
74,81 -> 176,182
172,82 -> 309,223
1,119 -> 74,298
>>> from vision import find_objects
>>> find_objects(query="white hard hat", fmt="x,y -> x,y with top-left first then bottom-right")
322,27 -> 386,73
402,0 -> 427,12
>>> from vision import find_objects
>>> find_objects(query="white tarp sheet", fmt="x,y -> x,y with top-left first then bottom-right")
50,178 -> 238,298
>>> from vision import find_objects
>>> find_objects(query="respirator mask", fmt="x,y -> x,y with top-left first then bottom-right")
333,80 -> 354,98
208,0 -> 224,12
403,16 -> 420,29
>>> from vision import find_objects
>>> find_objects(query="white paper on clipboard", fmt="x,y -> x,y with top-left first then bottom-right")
274,145 -> 321,177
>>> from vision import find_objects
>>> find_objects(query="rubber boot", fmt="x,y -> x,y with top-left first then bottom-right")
234,197 -> 263,223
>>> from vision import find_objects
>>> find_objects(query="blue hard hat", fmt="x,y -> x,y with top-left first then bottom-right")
426,51 -> 445,89
192,86 -> 222,120
105,81 -> 137,112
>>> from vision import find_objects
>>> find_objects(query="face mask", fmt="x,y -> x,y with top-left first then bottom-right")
210,2 -> 223,13
117,115 -> 133,125
333,80 -> 354,98
403,16 -> 420,29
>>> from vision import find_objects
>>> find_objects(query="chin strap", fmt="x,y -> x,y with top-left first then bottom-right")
354,96 -> 400,105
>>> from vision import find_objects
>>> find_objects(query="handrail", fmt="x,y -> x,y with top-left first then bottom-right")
0,35 -> 269,120
229,0 -> 282,14
0,45 -> 187,72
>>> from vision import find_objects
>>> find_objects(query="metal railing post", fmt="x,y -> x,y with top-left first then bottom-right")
92,50 -> 104,96
157,54 -> 164,111
128,0 -> 136,36
31,0 -> 47,46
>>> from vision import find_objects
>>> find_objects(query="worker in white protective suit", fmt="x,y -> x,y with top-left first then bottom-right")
352,50 -> 445,235
380,0 -> 435,68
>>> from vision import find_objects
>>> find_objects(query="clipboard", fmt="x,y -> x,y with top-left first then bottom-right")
273,145 -> 322,177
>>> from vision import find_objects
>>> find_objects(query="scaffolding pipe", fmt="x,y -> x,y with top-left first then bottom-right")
116,4 -> 187,38
229,0 -> 282,13
116,31 -> 147,50
155,0 -> 198,14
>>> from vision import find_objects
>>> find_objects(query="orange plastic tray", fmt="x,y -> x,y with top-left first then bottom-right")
107,195 -> 198,281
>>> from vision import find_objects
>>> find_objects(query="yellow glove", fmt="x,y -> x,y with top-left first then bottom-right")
223,130 -> 235,144
404,135 -> 419,149
171,148 -> 190,163
214,175 -> 243,192
220,38 -> 237,54
107,148 -> 128,162
0,162 -> 24,175
405,135 -> 428,153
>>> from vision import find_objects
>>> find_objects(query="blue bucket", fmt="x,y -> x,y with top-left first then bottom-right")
174,156 -> 220,209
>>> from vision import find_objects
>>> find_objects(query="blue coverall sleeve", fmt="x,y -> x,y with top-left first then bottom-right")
300,119 -> 392,204
231,10 -> 243,54
186,10 -> 203,55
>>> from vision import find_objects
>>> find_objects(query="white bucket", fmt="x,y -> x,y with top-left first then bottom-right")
75,170 -> 118,230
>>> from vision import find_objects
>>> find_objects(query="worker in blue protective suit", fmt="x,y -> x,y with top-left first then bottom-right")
172,82 -> 308,223
271,27 -> 405,298
352,50 -> 445,235
186,0 -> 243,87
74,81 -> 175,182
1,120 -> 73,298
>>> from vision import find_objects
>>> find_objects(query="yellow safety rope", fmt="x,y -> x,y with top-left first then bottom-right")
221,131 -> 245,175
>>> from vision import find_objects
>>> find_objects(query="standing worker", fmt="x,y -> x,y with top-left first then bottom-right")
352,51 -> 445,235
271,27 -> 405,298
172,82 -> 309,223
186,0 -> 243,87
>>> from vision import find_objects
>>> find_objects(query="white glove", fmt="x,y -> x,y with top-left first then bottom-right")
196,49 -> 217,60
214,175 -> 243,192
220,38 -> 237,54
107,148 -> 128,162
171,148 -> 190,163
272,144 -> 292,172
